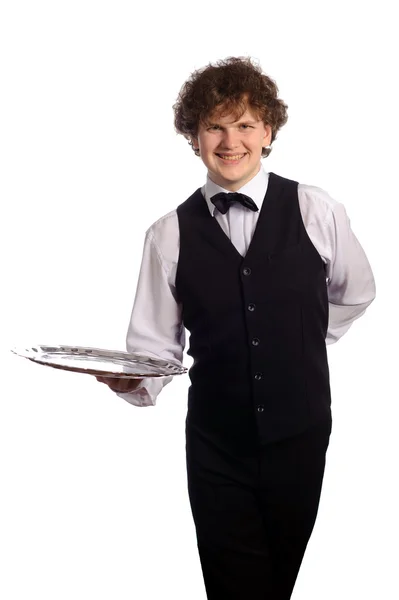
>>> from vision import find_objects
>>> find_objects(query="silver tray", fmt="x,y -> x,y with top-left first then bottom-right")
11,345 -> 187,379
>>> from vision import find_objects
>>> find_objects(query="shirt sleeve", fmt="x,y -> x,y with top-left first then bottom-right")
116,229 -> 185,406
323,201 -> 376,344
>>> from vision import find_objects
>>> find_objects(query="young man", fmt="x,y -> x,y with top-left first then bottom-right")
97,57 -> 376,599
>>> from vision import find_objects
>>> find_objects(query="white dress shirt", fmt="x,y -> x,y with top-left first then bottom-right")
118,165 -> 376,407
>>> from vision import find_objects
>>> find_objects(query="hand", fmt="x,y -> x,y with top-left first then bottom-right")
95,376 -> 144,393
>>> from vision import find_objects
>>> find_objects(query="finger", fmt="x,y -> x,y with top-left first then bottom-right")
96,376 -> 113,384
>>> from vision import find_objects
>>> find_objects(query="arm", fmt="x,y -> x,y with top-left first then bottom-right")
116,228 -> 185,406
324,201 -> 376,344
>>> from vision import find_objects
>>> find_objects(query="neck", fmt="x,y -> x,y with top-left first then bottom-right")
208,162 -> 261,191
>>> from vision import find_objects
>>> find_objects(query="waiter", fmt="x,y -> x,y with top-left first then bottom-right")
97,56 -> 376,599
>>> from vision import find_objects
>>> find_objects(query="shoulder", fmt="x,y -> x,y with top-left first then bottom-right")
272,171 -> 343,218
145,186 -> 205,250
297,181 -> 345,228
298,181 -> 341,207
146,209 -> 178,242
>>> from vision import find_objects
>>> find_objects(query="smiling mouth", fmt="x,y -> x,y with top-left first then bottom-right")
216,153 -> 247,161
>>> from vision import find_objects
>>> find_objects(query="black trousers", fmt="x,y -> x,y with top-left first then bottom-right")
186,418 -> 332,600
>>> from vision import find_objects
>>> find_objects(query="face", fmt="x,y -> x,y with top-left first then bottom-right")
191,104 -> 272,191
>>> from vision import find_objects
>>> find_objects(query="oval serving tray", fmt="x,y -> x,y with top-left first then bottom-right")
11,345 -> 187,379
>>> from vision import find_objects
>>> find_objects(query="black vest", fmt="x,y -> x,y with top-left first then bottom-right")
176,172 -> 331,447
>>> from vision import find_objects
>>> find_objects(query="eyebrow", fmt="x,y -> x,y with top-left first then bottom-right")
207,119 -> 258,127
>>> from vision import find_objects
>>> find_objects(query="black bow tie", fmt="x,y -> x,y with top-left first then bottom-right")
210,192 -> 258,215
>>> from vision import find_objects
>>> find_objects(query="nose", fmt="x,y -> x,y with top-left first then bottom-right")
220,128 -> 242,150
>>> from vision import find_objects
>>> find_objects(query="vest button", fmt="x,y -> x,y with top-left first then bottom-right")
254,372 -> 263,380
243,267 -> 251,276
248,303 -> 256,311
257,405 -> 265,413
252,338 -> 260,346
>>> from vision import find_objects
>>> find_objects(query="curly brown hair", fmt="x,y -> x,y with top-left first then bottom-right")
173,56 -> 289,159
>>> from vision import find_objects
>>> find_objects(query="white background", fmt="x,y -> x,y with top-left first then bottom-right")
1,1 -> 397,598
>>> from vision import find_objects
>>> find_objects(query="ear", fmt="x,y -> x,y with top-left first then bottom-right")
263,124 -> 272,145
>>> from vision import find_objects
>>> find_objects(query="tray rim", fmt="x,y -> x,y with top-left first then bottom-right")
11,344 -> 187,378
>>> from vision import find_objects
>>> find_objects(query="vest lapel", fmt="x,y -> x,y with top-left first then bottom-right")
188,172 -> 282,262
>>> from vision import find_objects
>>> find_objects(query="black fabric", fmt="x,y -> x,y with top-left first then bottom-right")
176,171 -> 331,448
186,418 -> 332,599
175,171 -> 332,599
210,191 -> 258,214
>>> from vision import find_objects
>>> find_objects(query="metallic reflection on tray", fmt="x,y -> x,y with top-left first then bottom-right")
11,345 -> 187,379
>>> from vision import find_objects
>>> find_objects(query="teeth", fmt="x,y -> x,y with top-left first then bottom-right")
218,154 -> 245,160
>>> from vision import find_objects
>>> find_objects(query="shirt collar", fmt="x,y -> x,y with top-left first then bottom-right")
202,163 -> 270,216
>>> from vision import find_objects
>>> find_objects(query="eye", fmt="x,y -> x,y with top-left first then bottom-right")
207,124 -> 254,131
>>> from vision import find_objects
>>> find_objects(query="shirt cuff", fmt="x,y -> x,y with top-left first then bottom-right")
116,384 -> 156,407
